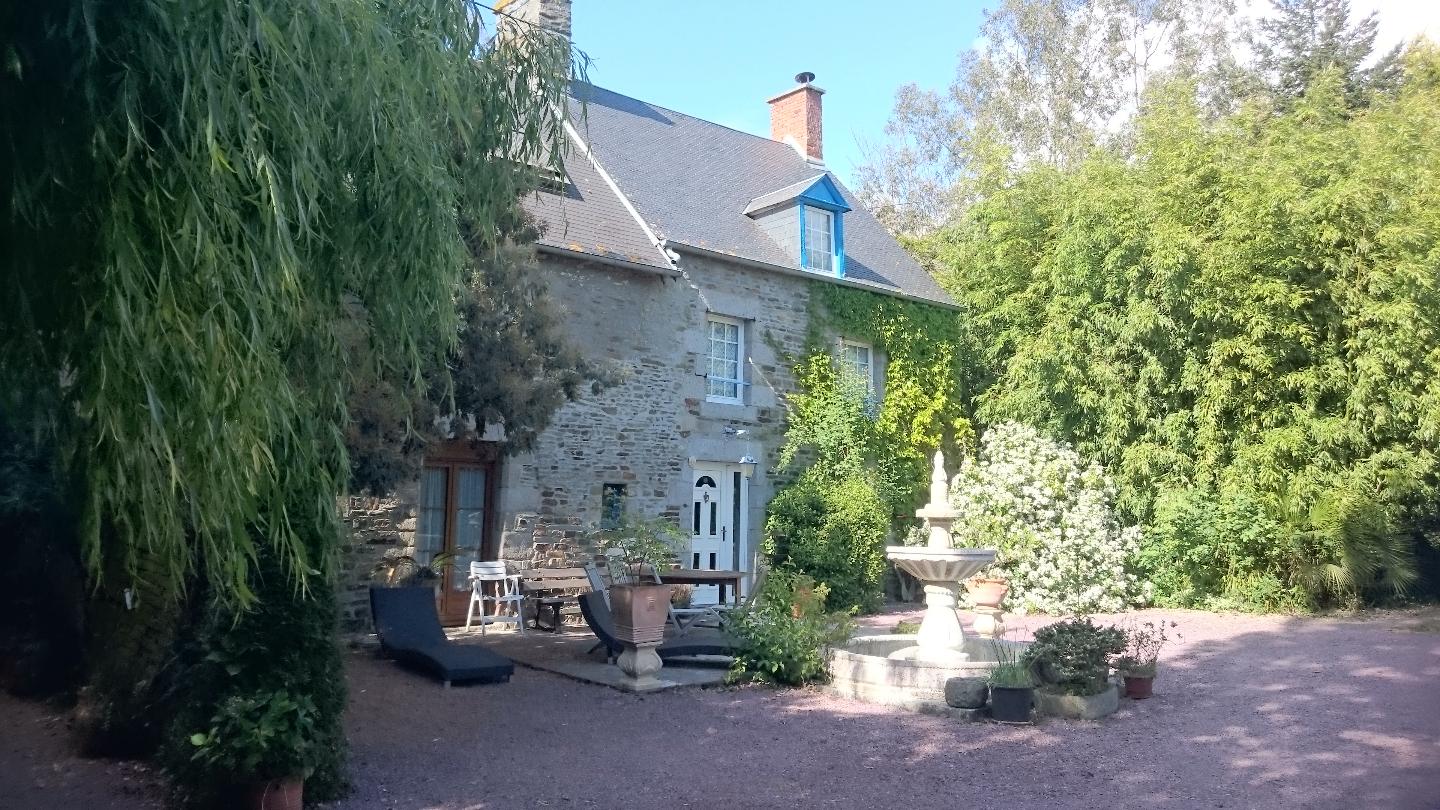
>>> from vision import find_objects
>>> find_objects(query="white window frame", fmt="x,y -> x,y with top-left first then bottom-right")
839,339 -> 875,393
705,314 -> 745,405
803,206 -> 834,274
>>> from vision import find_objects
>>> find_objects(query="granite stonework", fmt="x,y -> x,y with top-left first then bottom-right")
338,250 -> 868,632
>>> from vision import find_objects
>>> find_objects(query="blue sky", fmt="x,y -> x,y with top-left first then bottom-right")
496,1 -> 989,187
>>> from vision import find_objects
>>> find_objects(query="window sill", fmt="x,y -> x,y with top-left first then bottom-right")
699,399 -> 757,421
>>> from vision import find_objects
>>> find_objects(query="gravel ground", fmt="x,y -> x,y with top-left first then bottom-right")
4,608 -> 1439,810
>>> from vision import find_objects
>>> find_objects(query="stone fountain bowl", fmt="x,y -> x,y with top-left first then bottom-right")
829,634 -> 1029,716
885,546 -> 996,583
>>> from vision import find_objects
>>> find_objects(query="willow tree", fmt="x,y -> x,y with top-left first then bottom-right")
2,1 -> 574,603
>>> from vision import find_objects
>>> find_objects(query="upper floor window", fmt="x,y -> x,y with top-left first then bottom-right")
803,206 -> 834,274
839,339 -> 874,392
706,315 -> 744,404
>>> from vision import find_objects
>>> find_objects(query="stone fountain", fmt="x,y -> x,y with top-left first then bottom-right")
883,451 -> 996,664
828,451 -> 1020,717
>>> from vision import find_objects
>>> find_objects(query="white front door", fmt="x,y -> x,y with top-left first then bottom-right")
687,463 -> 750,606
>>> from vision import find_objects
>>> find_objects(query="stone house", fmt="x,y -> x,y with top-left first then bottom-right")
339,0 -> 954,629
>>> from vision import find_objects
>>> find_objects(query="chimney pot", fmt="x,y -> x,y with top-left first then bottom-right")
768,72 -> 824,162
494,0 -> 572,45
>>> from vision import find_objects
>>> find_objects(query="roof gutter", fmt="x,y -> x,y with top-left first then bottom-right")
662,240 -> 960,312
535,243 -> 679,277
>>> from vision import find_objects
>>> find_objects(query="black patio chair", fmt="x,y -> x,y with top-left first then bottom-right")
369,586 -> 515,687
577,591 -> 741,664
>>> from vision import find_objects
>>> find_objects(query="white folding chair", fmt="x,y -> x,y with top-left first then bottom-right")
465,560 -> 524,636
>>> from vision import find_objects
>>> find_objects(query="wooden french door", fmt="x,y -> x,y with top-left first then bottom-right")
414,441 -> 500,625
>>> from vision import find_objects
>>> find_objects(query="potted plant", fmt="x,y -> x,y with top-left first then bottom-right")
965,575 -> 1009,609
1115,619 -> 1178,699
1023,617 -> 1126,720
986,639 -> 1036,723
589,514 -> 685,643
370,550 -> 455,590
189,690 -> 318,810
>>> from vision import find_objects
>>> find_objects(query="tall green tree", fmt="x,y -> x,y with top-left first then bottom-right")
927,45 -> 1440,607
1254,0 -> 1402,108
858,0 -> 1245,234
2,0 -> 574,604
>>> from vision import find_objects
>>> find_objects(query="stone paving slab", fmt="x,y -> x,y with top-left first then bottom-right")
445,626 -> 730,692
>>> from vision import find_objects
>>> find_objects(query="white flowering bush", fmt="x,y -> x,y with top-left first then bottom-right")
947,422 -> 1149,614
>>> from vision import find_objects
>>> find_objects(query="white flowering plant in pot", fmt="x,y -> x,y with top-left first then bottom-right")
947,422 -> 1150,614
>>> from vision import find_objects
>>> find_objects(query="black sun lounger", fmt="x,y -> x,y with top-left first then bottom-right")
370,586 -> 514,686
578,592 -> 741,663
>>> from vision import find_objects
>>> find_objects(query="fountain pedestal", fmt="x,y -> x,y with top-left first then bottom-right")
885,451 -> 997,664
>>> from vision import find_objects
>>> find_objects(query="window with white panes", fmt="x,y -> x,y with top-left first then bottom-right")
803,207 -> 834,273
706,315 -> 744,404
839,339 -> 874,392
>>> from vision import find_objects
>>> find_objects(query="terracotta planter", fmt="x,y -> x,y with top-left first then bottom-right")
965,577 -> 1009,609
610,583 -> 671,645
988,685 -> 1034,724
1123,673 -> 1154,699
246,776 -> 302,810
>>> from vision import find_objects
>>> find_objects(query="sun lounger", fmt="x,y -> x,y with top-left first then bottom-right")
370,586 -> 514,686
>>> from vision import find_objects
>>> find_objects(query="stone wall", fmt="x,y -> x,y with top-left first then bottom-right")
337,249 -> 869,632
337,486 -> 416,633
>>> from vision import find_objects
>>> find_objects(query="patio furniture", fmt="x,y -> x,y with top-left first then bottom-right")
520,566 -> 591,631
686,561 -> 768,630
656,568 -> 746,608
578,592 -> 741,664
369,586 -> 514,687
466,560 -> 525,635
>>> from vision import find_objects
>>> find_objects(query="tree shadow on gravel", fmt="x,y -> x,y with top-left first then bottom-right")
329,615 -> 1440,810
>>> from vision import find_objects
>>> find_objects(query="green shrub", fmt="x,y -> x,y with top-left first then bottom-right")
726,569 -> 854,686
763,470 -> 889,613
1141,478 -> 1419,612
188,690 -> 320,781
1023,617 -> 1125,696
162,550 -> 347,805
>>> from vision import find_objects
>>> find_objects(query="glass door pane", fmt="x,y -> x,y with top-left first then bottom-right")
451,467 -> 487,592
416,467 -> 448,566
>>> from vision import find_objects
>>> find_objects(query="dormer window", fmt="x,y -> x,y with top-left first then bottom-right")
744,174 -> 851,278
803,207 -> 834,273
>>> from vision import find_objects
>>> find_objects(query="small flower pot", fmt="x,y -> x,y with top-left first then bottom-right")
1123,673 -> 1154,699
246,775 -> 303,810
965,577 -> 1009,609
988,685 -> 1034,724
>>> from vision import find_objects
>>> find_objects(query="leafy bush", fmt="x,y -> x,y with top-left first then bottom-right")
1142,477 -> 1420,612
764,469 -> 889,613
188,690 -> 319,781
1023,617 -> 1126,696
727,569 -> 854,686
162,551 -> 347,805
947,423 -> 1148,614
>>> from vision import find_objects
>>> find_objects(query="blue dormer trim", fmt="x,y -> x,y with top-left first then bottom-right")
795,174 -> 851,213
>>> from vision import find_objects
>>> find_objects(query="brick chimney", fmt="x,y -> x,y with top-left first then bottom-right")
768,72 -> 824,163
494,0 -> 572,45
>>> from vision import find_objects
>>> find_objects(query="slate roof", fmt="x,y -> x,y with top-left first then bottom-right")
522,127 -> 672,270
522,82 -> 953,306
742,175 -> 849,216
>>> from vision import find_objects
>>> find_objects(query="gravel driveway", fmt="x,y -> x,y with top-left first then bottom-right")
4,608 -> 1438,810
333,608 -> 1440,810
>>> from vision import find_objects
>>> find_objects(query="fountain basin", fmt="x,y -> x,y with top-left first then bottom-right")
829,635 -> 1029,717
885,546 -> 996,583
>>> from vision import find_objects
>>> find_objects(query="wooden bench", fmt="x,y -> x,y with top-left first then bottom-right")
520,567 -> 591,632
